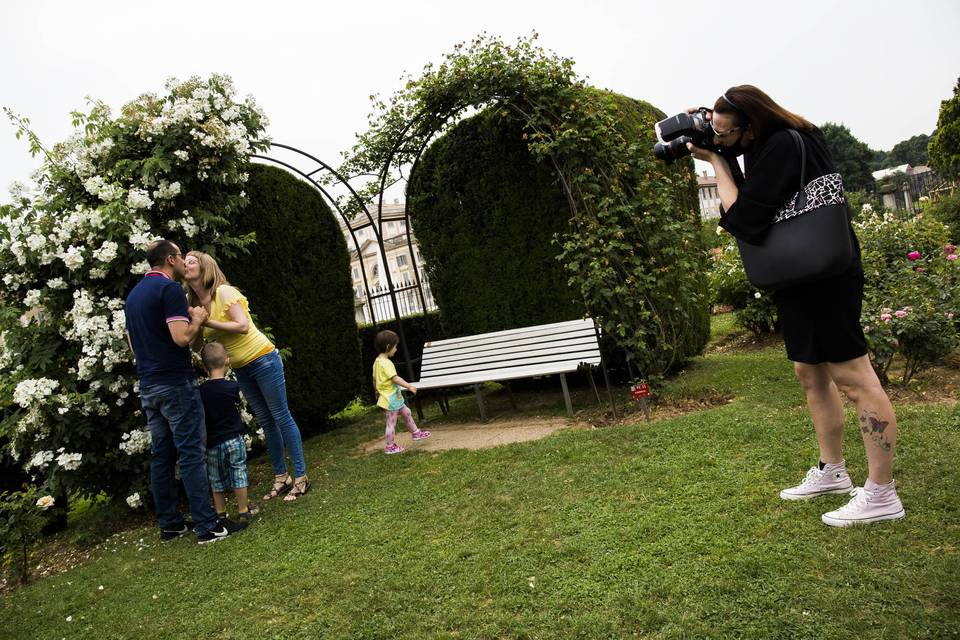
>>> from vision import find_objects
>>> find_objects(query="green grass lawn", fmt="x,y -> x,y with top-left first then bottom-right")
2,326 -> 958,639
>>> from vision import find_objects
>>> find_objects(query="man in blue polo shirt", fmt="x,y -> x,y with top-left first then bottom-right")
125,239 -> 241,544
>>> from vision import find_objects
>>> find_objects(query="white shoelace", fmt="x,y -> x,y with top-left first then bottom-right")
833,487 -> 870,514
798,466 -> 823,487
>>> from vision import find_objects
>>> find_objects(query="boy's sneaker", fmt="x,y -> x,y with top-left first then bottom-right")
821,479 -> 905,528
779,461 -> 853,500
384,443 -> 405,455
412,430 -> 431,441
237,505 -> 260,525
159,522 -> 191,542
197,518 -> 245,545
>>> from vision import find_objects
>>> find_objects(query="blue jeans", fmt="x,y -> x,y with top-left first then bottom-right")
235,350 -> 307,477
140,380 -> 218,536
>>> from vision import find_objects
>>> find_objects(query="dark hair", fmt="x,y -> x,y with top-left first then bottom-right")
374,330 -> 399,354
146,239 -> 180,268
713,85 -> 814,144
201,341 -> 228,371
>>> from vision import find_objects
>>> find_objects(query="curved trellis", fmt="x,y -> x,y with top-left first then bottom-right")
340,34 -> 708,382
251,143 -> 428,400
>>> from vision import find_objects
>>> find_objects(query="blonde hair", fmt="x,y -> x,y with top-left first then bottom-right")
201,341 -> 228,371
186,250 -> 233,307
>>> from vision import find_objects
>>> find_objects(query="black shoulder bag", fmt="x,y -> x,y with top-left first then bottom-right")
736,129 -> 854,291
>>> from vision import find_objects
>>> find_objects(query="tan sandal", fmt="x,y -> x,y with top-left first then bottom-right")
283,476 -> 310,502
263,474 -> 292,501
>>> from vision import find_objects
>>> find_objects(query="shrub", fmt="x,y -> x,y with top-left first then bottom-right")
855,207 -> 958,384
0,75 -> 268,502
0,486 -> 53,583
408,92 -> 710,376
345,36 -> 709,380
219,164 -> 363,427
708,239 -> 777,336
922,191 -> 960,242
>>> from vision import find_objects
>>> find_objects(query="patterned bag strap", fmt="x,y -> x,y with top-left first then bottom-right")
787,129 -> 808,212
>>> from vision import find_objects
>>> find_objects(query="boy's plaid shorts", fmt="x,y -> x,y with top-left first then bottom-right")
205,435 -> 249,493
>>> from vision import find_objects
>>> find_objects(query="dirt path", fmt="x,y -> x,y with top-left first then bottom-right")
358,415 -> 583,454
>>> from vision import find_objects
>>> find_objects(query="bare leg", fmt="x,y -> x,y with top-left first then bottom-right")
794,362 -> 845,463
826,355 -> 896,484
212,491 -> 227,515
234,487 -> 249,513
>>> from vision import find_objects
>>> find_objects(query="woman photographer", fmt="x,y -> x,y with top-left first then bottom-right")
687,85 -> 904,527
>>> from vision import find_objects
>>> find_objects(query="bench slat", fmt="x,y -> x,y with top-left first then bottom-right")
421,347 -> 601,377
420,336 -> 599,372
414,359 -> 600,390
424,318 -> 596,352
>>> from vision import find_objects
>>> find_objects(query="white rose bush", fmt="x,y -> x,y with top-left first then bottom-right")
0,74 -> 269,504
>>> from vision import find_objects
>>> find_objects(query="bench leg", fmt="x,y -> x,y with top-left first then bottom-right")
474,384 -> 488,421
588,368 -> 602,406
560,373 -> 574,417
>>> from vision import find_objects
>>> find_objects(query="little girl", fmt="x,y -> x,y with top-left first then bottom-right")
373,330 -> 430,454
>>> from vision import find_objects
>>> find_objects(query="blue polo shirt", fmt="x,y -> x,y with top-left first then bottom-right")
125,271 -> 195,386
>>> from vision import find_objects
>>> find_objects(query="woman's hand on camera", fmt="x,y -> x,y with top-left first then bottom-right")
686,142 -> 719,163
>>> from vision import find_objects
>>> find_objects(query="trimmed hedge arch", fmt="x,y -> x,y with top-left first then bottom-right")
344,36 -> 710,378
220,164 -> 362,427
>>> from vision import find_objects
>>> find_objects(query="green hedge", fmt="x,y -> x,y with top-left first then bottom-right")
408,94 -> 709,375
220,164 -> 363,428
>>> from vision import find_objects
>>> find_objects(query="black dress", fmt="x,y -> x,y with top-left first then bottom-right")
718,128 -> 868,364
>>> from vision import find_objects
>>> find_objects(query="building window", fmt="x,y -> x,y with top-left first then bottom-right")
396,254 -> 408,267
352,268 -> 359,279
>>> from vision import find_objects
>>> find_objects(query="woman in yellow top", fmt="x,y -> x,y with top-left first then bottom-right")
184,251 -> 309,501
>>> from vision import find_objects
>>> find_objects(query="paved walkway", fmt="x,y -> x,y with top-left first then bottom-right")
359,415 -> 581,454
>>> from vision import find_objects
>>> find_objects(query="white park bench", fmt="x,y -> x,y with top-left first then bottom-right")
412,318 -> 613,420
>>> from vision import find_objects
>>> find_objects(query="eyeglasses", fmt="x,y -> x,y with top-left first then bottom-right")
183,256 -> 199,265
713,125 -> 740,138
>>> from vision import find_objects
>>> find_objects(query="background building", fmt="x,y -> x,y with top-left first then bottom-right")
339,200 -> 437,324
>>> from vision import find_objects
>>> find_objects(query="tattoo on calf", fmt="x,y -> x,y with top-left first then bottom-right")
859,410 -> 892,452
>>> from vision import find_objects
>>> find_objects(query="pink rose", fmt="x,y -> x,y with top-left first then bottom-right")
945,244 -> 957,255
895,310 -> 908,318
948,254 -> 958,262
907,251 -> 921,261
880,313 -> 893,322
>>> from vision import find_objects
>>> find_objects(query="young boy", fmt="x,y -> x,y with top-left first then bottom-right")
373,330 -> 430,454
200,342 -> 259,524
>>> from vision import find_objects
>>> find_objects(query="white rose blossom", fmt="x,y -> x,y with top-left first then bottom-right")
126,493 -> 143,508
56,451 -> 83,471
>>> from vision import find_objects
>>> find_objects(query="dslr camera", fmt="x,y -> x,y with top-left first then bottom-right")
652,108 -> 719,164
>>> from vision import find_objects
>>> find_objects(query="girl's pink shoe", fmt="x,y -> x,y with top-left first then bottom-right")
412,430 -> 431,441
384,443 -> 405,455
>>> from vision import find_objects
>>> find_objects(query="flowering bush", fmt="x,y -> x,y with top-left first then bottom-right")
856,207 -> 959,384
0,75 -> 269,501
708,236 -> 777,337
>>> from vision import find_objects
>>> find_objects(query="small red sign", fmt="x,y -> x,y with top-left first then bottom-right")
630,383 -> 650,400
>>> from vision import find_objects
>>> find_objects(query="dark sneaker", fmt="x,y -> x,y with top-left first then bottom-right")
159,522 -> 191,542
238,505 -> 260,525
197,518 -> 245,545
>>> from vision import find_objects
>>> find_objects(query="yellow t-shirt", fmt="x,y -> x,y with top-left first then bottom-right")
202,285 -> 274,368
373,356 -> 404,410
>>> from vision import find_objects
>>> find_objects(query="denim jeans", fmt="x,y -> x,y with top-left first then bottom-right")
235,350 -> 307,477
140,380 -> 218,536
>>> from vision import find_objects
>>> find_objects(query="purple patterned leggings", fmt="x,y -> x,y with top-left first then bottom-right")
384,406 -> 418,445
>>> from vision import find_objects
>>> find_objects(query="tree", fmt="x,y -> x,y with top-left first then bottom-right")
929,77 -> 960,180
886,133 -> 931,167
820,122 -> 877,191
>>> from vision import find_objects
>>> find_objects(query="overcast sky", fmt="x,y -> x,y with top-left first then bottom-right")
2,0 -> 958,194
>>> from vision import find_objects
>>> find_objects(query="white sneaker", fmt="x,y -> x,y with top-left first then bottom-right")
821,479 -> 905,527
779,462 -> 853,501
